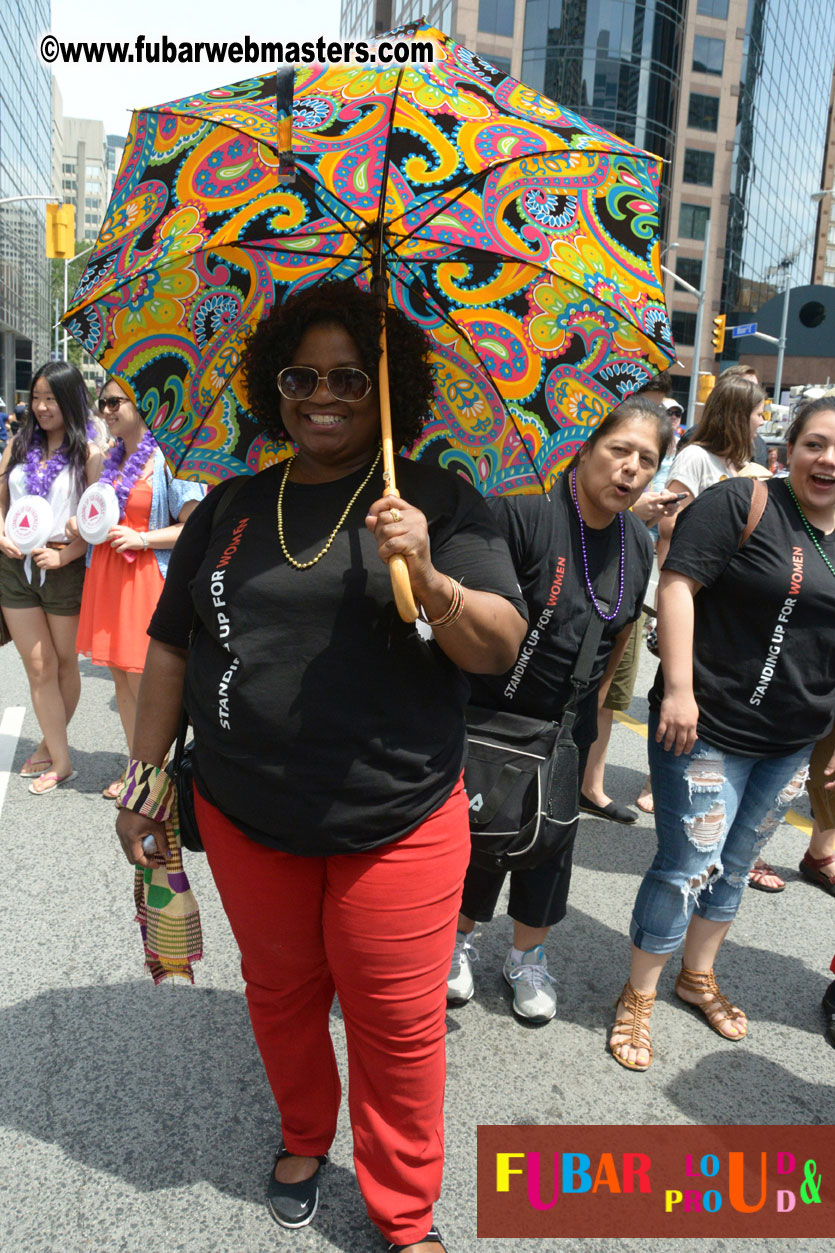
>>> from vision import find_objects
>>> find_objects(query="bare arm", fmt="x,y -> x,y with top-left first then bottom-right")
655,569 -> 702,755
0,442 -> 22,558
107,493 -> 202,554
366,493 -> 527,673
655,480 -> 694,570
114,638 -> 187,866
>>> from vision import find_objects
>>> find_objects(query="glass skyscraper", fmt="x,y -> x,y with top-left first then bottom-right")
723,0 -> 835,315
0,0 -> 52,405
520,0 -> 687,228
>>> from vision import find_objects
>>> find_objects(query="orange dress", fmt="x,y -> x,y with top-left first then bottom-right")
76,474 -> 164,673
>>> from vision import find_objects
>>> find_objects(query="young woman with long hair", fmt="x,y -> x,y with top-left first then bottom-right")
0,362 -> 102,793
71,379 -> 204,797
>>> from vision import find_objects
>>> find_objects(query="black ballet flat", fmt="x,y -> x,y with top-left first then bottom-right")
387,1226 -> 445,1251
579,794 -> 638,825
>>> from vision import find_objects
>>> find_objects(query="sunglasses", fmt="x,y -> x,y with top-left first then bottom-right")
276,366 -> 372,403
97,396 -> 132,413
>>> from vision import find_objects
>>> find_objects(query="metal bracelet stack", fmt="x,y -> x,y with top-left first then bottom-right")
419,575 -> 465,628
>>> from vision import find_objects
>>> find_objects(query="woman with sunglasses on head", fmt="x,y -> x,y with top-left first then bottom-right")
0,362 -> 102,794
114,282 -> 526,1253
609,397 -> 835,1071
70,380 -> 204,798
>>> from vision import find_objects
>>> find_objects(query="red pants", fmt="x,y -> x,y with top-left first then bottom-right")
195,780 -> 470,1245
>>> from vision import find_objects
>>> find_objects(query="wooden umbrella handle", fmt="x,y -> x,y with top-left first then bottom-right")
378,321 -> 418,623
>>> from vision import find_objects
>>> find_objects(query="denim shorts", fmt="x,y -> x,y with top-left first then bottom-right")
630,713 -> 810,954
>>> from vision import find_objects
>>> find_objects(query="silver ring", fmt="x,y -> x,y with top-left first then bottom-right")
390,508 -> 401,522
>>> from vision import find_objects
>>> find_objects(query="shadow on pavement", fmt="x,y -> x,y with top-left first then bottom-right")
0,982 -> 368,1252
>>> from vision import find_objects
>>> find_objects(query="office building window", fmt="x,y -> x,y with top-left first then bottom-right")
683,148 -> 715,185
693,35 -> 724,75
680,203 -> 711,240
676,257 -> 703,290
688,93 -> 720,131
697,0 -> 729,16
489,55 -> 512,75
671,311 -> 697,346
478,0 -> 514,37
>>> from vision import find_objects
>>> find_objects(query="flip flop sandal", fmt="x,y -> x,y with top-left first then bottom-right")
799,851 -> 835,896
19,754 -> 53,778
747,860 -> 786,892
28,770 -> 78,796
101,779 -> 123,800
635,791 -> 654,814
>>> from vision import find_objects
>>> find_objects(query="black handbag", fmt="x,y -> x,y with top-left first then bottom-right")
464,537 -> 618,874
165,707 -> 202,853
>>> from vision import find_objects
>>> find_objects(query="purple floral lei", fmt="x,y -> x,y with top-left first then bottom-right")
24,428 -> 70,498
99,430 -> 156,519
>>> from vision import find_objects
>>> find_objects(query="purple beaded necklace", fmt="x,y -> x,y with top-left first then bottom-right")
570,467 -> 626,621
99,430 -> 156,519
24,428 -> 70,498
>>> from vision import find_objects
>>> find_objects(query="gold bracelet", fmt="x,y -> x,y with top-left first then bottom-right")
418,576 -> 465,628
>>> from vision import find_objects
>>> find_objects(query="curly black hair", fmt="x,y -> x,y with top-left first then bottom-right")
241,280 -> 436,449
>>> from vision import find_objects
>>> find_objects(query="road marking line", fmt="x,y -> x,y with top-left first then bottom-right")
613,710 -> 811,837
614,710 -> 647,739
0,706 -> 26,818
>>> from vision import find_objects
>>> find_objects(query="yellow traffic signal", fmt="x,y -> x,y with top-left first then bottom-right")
698,373 -> 715,403
711,314 -> 727,355
46,203 -> 75,259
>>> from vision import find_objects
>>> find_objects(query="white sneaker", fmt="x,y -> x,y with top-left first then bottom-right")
503,945 -> 557,1023
447,932 -> 478,1005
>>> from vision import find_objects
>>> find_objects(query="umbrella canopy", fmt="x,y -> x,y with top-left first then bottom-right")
64,23 -> 675,491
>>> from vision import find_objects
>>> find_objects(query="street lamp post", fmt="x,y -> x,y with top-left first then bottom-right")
661,218 -> 711,427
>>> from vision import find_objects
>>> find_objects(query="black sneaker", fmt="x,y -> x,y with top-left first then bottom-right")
386,1227 -> 445,1251
266,1141 -> 328,1229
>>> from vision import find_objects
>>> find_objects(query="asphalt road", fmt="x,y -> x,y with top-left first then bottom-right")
0,640 -> 832,1253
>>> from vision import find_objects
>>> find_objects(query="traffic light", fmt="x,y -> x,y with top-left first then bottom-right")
711,313 -> 727,355
698,373 -> 715,403
45,203 -> 75,259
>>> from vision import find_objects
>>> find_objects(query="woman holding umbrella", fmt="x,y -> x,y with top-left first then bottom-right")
114,281 -> 527,1252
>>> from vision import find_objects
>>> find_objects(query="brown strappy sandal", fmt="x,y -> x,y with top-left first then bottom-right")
674,965 -> 747,1040
609,980 -> 656,1071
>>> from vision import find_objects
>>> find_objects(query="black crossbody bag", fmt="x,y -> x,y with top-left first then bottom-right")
166,475 -> 249,854
464,535 -> 619,874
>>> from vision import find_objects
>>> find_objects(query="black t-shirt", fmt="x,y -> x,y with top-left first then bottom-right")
149,455 -> 527,855
649,476 -> 835,755
467,475 -> 654,747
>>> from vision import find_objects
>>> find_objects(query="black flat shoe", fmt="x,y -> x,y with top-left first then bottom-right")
579,794 -> 638,825
266,1141 -> 328,1229
823,980 -> 835,1050
387,1226 -> 445,1250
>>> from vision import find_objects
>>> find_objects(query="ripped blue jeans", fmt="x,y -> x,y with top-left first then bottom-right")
630,714 -> 810,954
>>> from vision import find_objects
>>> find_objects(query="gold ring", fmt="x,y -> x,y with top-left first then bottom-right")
390,508 -> 401,522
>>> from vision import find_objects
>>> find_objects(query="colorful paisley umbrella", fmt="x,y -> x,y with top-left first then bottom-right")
63,21 -> 675,497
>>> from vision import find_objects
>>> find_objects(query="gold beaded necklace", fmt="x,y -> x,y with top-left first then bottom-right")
276,447 -> 382,570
